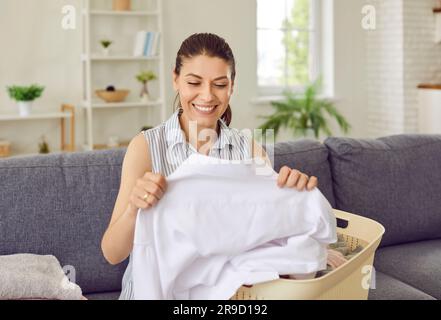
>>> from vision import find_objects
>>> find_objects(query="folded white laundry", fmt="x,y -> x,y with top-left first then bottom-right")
132,153 -> 337,300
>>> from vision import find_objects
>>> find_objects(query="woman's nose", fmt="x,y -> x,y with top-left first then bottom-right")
199,84 -> 214,101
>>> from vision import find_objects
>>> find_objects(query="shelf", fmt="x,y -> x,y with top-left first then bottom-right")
0,112 -> 72,121
81,100 -> 163,109
81,142 -> 129,151
92,141 -> 130,150
1,150 -> 73,158
87,55 -> 159,61
418,83 -> 441,90
88,10 -> 158,16
81,0 -> 165,151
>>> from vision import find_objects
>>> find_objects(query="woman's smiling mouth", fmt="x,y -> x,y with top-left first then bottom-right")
192,103 -> 218,115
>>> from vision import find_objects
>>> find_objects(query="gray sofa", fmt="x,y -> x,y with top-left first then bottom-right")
0,134 -> 440,300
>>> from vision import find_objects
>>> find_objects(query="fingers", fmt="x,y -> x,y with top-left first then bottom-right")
277,166 -> 291,187
295,174 -> 309,191
307,176 -> 318,191
144,172 -> 167,193
285,169 -> 301,188
137,180 -> 164,199
130,188 -> 153,209
132,173 -> 167,210
133,185 -> 159,209
278,166 -> 318,191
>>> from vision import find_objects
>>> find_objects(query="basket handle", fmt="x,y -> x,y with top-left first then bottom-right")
336,217 -> 349,229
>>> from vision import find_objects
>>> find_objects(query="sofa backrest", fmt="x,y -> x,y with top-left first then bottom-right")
325,134 -> 441,247
0,149 -> 127,294
0,140 -> 335,294
265,139 -> 335,208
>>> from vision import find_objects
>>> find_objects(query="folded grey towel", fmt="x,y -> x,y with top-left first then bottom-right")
0,254 -> 83,300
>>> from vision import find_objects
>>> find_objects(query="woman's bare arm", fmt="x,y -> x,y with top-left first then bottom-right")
101,132 -> 151,265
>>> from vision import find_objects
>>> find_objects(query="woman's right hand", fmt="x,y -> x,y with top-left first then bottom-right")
129,172 -> 167,211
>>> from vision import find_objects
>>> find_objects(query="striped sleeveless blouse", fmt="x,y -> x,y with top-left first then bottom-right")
119,108 -> 253,299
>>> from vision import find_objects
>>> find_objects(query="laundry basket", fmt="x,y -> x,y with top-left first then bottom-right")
231,209 -> 385,300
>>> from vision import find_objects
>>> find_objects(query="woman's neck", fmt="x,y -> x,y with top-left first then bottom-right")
179,113 -> 220,155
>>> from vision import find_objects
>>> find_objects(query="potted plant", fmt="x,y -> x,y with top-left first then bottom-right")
38,135 -> 50,154
7,84 -> 45,117
258,79 -> 350,140
136,70 -> 157,102
100,40 -> 112,56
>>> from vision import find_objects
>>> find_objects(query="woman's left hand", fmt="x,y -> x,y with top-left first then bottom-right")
277,166 -> 318,191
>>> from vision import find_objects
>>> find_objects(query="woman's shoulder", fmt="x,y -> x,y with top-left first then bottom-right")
126,132 -> 150,162
130,122 -> 165,155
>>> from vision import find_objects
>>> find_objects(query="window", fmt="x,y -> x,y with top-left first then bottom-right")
257,0 -> 321,96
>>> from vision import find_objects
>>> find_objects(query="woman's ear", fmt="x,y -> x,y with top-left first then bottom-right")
172,70 -> 179,92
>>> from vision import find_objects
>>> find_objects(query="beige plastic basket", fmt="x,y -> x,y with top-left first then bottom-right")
231,209 -> 385,300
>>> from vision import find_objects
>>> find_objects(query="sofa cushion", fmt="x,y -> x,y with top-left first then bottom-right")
374,239 -> 441,299
85,291 -> 121,300
368,271 -> 435,300
265,139 -> 335,208
325,134 -> 441,246
0,149 -> 128,294
0,253 -> 83,300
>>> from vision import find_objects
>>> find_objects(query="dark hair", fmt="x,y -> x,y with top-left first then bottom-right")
174,33 -> 235,126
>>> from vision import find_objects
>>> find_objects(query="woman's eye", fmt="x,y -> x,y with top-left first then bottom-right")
187,82 -> 227,88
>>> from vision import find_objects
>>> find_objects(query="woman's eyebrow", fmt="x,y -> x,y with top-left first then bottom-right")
184,73 -> 228,81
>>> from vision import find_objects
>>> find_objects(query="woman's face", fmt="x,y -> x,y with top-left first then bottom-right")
173,54 -> 234,128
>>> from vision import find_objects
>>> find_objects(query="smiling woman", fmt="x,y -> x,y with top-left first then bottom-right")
172,33 -> 236,143
101,33 -> 318,300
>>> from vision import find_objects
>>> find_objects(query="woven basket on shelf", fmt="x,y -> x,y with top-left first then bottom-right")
95,90 -> 130,103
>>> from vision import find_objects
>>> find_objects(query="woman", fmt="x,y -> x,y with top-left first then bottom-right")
101,33 -> 318,299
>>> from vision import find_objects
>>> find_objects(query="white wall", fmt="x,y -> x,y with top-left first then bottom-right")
332,0 -> 368,139
366,0 -> 441,137
0,0 -> 371,155
403,0 -> 441,133
0,0 -> 83,155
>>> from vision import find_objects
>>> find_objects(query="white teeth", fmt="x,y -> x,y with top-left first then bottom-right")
193,104 -> 216,112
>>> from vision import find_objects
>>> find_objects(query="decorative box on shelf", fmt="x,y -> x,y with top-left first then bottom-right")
113,0 -> 131,11
0,140 -> 11,158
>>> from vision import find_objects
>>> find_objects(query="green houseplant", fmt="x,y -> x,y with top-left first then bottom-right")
100,39 -> 112,56
136,70 -> 157,102
7,84 -> 45,117
258,80 -> 350,140
38,135 -> 50,154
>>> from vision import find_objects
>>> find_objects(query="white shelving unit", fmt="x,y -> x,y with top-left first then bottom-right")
0,113 -> 72,121
0,109 -> 74,157
81,0 -> 166,151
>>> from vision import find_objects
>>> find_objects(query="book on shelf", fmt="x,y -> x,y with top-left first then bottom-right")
133,31 -> 160,57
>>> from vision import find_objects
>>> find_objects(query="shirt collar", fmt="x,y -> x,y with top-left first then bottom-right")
165,109 -> 233,151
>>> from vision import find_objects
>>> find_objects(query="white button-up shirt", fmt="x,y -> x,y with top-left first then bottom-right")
132,153 -> 337,300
